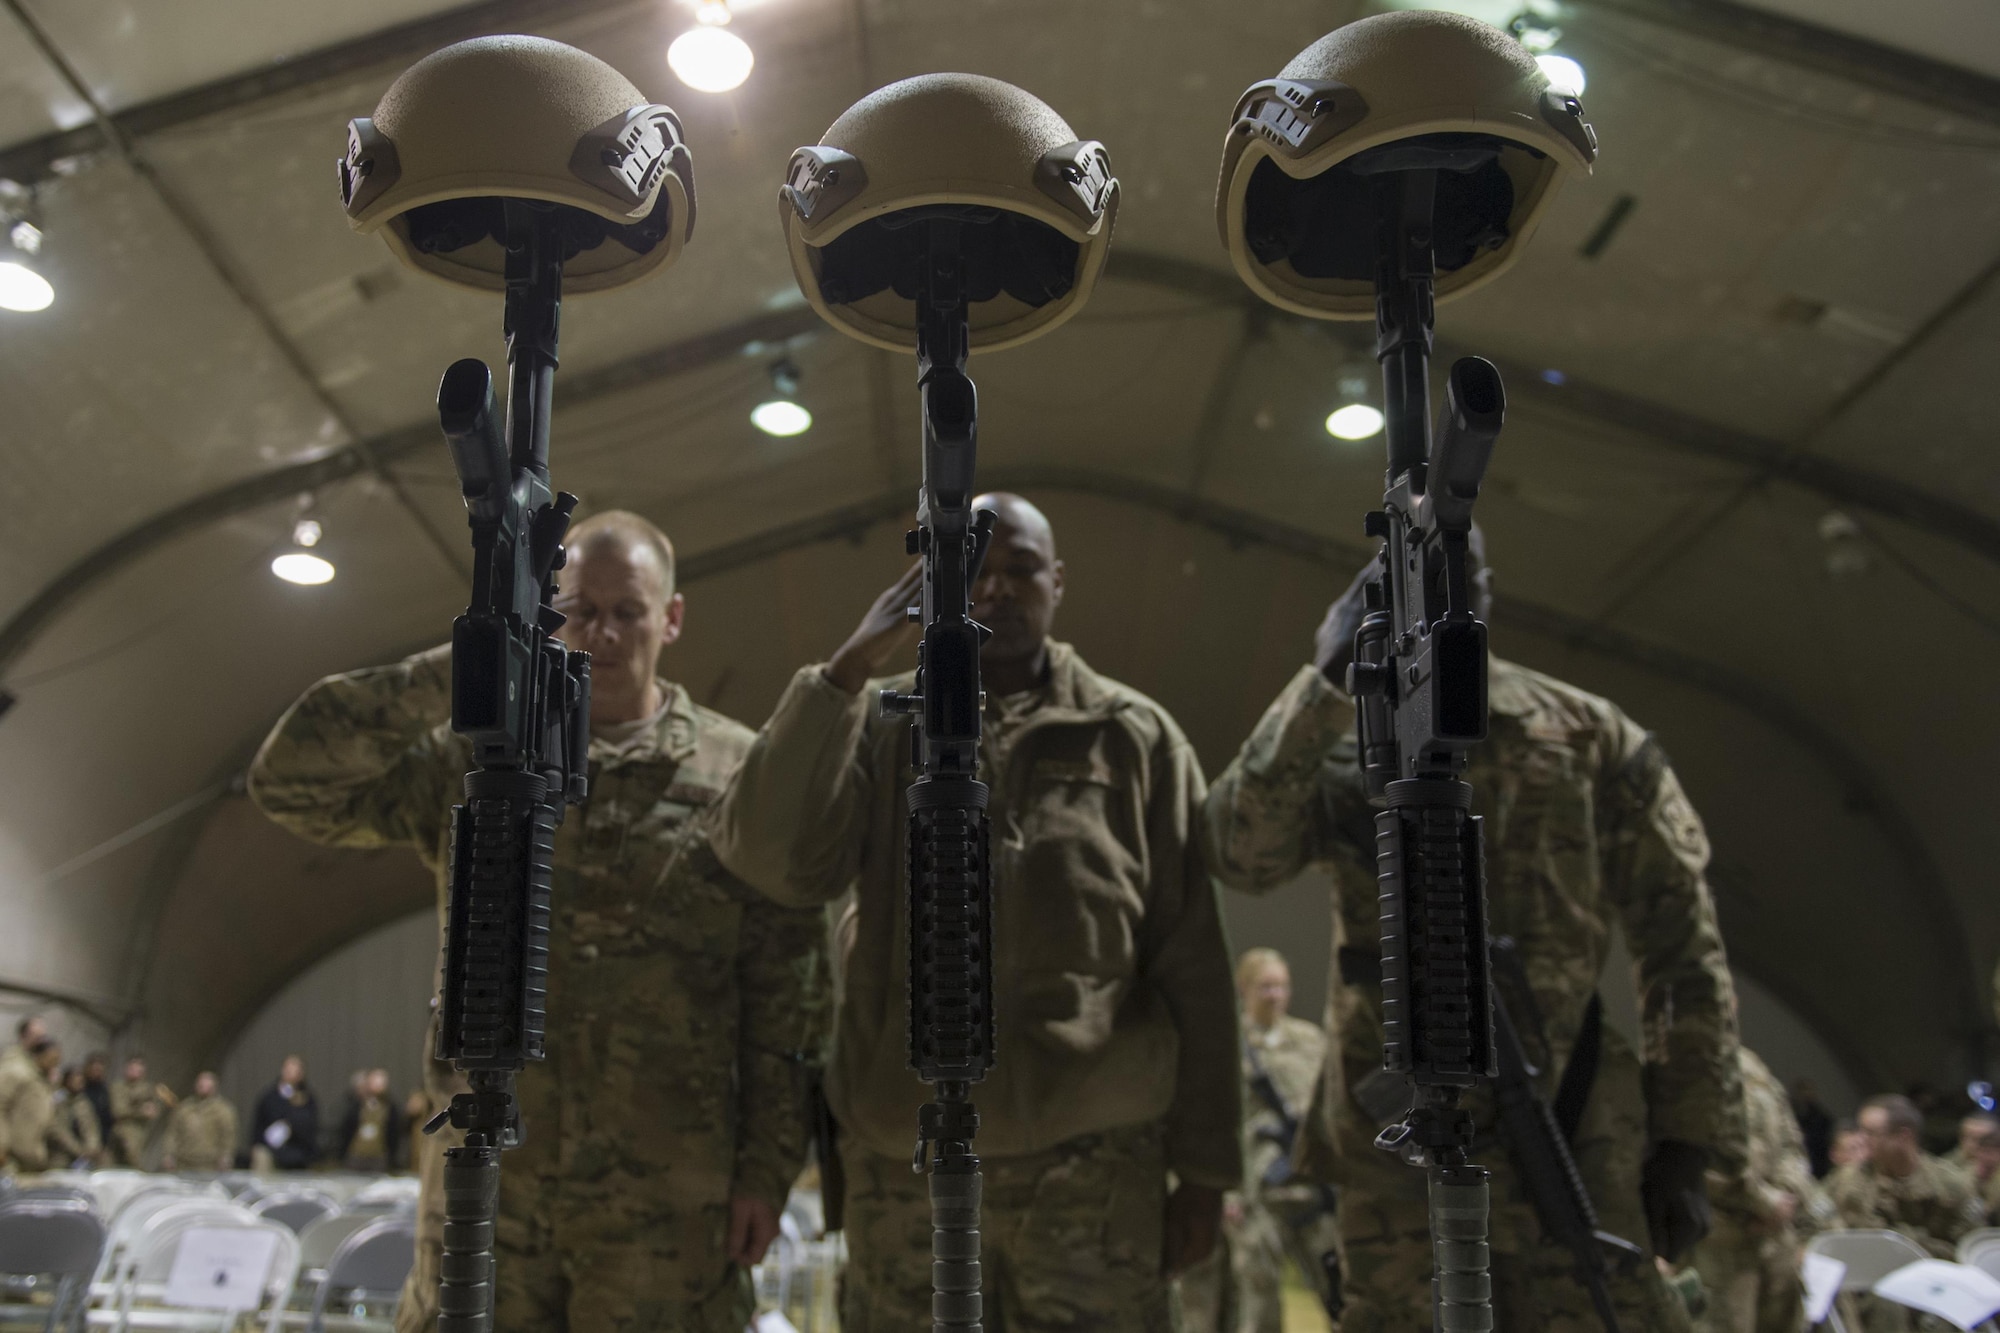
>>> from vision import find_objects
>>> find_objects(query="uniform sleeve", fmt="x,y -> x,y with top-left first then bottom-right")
1142,723 -> 1246,1192
47,1101 -> 84,1162
1600,717 -> 1746,1166
711,665 -> 876,908
1202,665 -> 1360,893
6,1081 -> 50,1172
246,644 -> 458,852
732,884 -> 834,1211
220,1103 -> 239,1166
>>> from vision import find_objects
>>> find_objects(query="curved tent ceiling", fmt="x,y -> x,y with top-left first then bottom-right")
0,0 -> 1996,1095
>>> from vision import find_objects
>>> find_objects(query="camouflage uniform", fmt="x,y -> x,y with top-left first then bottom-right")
165,1094 -> 239,1172
249,645 -> 831,1333
107,1076 -> 165,1168
1205,658 -> 1747,1333
1690,1049 -> 1819,1333
48,1088 -> 103,1167
712,643 -> 1243,1333
1178,1014 -> 1342,1333
1824,1153 -> 1984,1258
0,1047 -> 54,1173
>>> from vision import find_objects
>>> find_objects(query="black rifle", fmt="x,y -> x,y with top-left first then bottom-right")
424,199 -> 592,1333
1489,937 -> 1642,1333
1344,148 -> 1506,1333
877,210 -> 999,1333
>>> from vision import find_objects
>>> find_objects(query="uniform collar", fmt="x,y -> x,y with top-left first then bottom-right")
589,680 -> 700,768
1033,640 -> 1128,720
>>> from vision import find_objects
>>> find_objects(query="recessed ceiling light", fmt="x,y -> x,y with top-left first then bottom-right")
0,260 -> 53,312
669,23 -> 754,93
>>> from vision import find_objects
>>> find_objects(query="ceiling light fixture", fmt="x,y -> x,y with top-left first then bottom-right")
272,551 -> 336,585
1536,53 -> 1587,96
669,2 -> 754,93
751,357 -> 812,436
0,183 -> 53,314
1326,403 -> 1384,441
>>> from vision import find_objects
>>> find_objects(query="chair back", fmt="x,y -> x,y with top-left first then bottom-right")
306,1216 -> 415,1333
345,1178 -> 420,1212
124,1214 -> 300,1333
0,1202 -> 106,1276
296,1213 -> 380,1274
1806,1230 -> 1934,1290
1962,1237 -> 2000,1286
251,1191 -> 339,1235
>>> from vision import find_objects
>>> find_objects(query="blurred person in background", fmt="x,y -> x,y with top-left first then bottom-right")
1830,1121 -> 1870,1172
164,1071 -> 239,1172
1179,947 -> 1341,1333
341,1067 -> 402,1172
1946,1111 -> 1997,1171
0,1037 -> 61,1171
1,1015 -> 45,1065
252,1055 -> 319,1171
1689,1046 -> 1830,1333
1790,1079 -> 1834,1179
80,1053 -> 114,1147
109,1053 -> 168,1168
1967,1120 -> 2000,1224
49,1065 -> 104,1167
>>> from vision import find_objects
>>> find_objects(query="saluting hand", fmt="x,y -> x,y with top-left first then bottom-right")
824,560 -> 925,695
1312,562 -> 1377,686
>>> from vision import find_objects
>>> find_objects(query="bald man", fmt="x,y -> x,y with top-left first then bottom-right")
249,511 -> 830,1333
712,493 -> 1241,1333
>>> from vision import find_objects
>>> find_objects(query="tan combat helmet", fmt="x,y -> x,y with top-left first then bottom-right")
339,35 -> 695,293
780,73 -> 1118,352
1216,10 -> 1596,319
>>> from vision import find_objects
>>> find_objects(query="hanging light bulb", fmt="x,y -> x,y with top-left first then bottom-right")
669,2 -> 754,93
272,552 -> 336,585
0,194 -> 54,314
273,501 -> 335,584
1536,53 -> 1587,96
1326,404 -> 1385,440
751,357 -> 812,436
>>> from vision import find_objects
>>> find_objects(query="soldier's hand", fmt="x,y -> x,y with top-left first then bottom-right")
1641,1139 -> 1713,1262
1313,563 -> 1376,687
824,560 -> 924,695
1161,1181 -> 1224,1277
726,1193 -> 782,1267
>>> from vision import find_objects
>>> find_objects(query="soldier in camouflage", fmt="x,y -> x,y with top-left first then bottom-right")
249,511 -> 830,1333
1688,1047 -> 1827,1333
107,1054 -> 166,1169
1826,1094 -> 1983,1256
1204,542 -> 1747,1333
48,1065 -> 104,1167
1179,948 -> 1342,1333
712,495 -> 1242,1332
163,1071 -> 238,1172
0,1037 -> 59,1173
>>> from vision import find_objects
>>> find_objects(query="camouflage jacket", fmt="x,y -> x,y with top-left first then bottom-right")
1242,1014 -> 1325,1201
47,1090 -> 101,1165
165,1095 -> 238,1171
712,641 -> 1244,1190
107,1077 -> 164,1166
247,644 -> 831,1214
1825,1153 -> 1985,1258
1712,1048 -> 1827,1239
1203,657 -> 1746,1167
0,1047 -> 53,1172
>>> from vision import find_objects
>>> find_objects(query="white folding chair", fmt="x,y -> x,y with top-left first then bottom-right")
1963,1238 -> 2000,1287
247,1196 -> 337,1238
0,1199 -> 105,1332
91,1201 -> 256,1318
340,1181 -> 417,1216
111,1214 -> 299,1333
91,1193 -> 231,1301
303,1217 -> 413,1333
289,1216 -> 379,1300
1806,1230 -> 1935,1332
